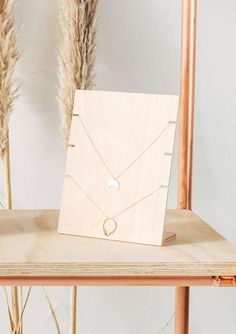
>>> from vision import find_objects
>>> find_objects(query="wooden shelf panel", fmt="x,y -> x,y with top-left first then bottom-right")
0,209 -> 236,277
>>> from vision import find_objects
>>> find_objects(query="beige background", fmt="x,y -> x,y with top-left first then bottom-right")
0,0 -> 235,333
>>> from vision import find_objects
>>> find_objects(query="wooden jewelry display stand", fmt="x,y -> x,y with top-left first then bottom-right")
58,90 -> 179,246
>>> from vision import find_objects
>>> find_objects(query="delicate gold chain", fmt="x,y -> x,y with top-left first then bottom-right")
75,113 -> 175,181
76,114 -> 116,179
65,175 -> 168,219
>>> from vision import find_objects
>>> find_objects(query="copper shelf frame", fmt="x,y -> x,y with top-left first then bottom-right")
0,276 -> 236,287
175,0 -> 197,333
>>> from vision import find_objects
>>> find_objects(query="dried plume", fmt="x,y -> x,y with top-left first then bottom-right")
42,287 -> 61,334
58,0 -> 98,147
0,0 -> 20,157
3,287 -> 31,334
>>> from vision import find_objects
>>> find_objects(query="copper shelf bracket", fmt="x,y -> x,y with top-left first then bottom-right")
212,276 -> 236,287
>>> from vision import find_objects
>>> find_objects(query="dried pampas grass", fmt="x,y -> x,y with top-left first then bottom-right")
0,1 -> 20,331
0,0 -> 20,158
58,0 -> 98,147
58,2 -> 98,332
42,287 -> 61,334
4,287 -> 31,334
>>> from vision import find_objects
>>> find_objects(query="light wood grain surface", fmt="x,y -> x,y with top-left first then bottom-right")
0,209 -> 236,278
59,90 -> 179,246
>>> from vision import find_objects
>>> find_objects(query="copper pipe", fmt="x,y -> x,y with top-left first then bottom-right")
176,0 -> 197,333
178,0 -> 197,210
0,275 -> 217,286
175,287 -> 190,334
0,275 -> 235,287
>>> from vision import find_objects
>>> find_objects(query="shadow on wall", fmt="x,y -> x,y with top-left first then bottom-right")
15,0 -> 59,131
96,0 -> 181,95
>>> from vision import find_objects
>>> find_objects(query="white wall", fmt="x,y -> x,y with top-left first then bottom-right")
0,0 -> 236,333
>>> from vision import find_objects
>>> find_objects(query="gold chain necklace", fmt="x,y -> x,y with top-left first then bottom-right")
65,175 -> 168,237
73,113 -> 176,189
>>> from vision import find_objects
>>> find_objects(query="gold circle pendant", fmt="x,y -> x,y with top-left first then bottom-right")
103,218 -> 117,237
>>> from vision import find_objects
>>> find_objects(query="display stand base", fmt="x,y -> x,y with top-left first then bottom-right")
162,231 -> 176,245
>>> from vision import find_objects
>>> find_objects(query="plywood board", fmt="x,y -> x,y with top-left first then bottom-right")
58,90 -> 179,245
1,210 -> 236,279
